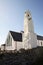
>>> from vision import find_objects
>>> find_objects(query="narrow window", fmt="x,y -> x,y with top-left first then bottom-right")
41,42 -> 42,46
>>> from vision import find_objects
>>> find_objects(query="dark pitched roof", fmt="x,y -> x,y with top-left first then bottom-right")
37,35 -> 43,40
10,31 -> 22,42
1,44 -> 6,46
10,31 -> 43,41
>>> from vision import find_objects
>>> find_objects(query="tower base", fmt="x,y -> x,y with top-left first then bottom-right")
23,32 -> 37,49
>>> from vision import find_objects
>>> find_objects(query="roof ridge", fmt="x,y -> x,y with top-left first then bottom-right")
9,30 -> 21,34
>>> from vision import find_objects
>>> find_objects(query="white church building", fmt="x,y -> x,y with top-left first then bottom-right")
1,10 -> 43,50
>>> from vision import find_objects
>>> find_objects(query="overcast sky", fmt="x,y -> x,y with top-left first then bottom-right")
0,0 -> 43,45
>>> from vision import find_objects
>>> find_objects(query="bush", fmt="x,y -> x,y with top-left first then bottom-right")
19,48 -> 25,53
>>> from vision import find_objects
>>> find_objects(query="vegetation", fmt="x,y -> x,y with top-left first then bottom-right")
0,47 -> 43,65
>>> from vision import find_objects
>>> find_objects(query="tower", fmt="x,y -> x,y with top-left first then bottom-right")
23,10 -> 37,49
24,10 -> 34,33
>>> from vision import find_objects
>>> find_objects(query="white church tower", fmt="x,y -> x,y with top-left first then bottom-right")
23,10 -> 37,49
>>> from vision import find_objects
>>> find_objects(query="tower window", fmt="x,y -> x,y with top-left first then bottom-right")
28,14 -> 29,16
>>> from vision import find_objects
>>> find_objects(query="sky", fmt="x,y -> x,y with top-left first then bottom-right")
0,0 -> 43,45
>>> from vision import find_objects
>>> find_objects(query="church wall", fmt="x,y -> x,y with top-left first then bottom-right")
17,42 -> 23,50
5,38 -> 16,50
12,39 -> 17,50
5,38 -> 12,50
37,40 -> 43,46
5,32 -> 16,50
5,46 -> 13,50
23,32 -> 37,49
30,32 -> 37,48
1,46 -> 5,50
5,32 -> 12,46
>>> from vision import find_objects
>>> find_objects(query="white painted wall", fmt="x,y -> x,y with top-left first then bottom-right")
12,39 -> 17,50
37,40 -> 43,46
6,37 -> 23,50
24,10 -> 34,34
23,32 -> 37,49
17,42 -> 23,50
5,46 -> 13,50
1,46 -> 4,50
23,10 -> 37,49
30,32 -> 37,48
4,31 -> 15,50
5,36 -> 16,50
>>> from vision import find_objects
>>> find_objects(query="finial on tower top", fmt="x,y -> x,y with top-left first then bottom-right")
25,9 -> 31,14
25,9 -> 32,18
